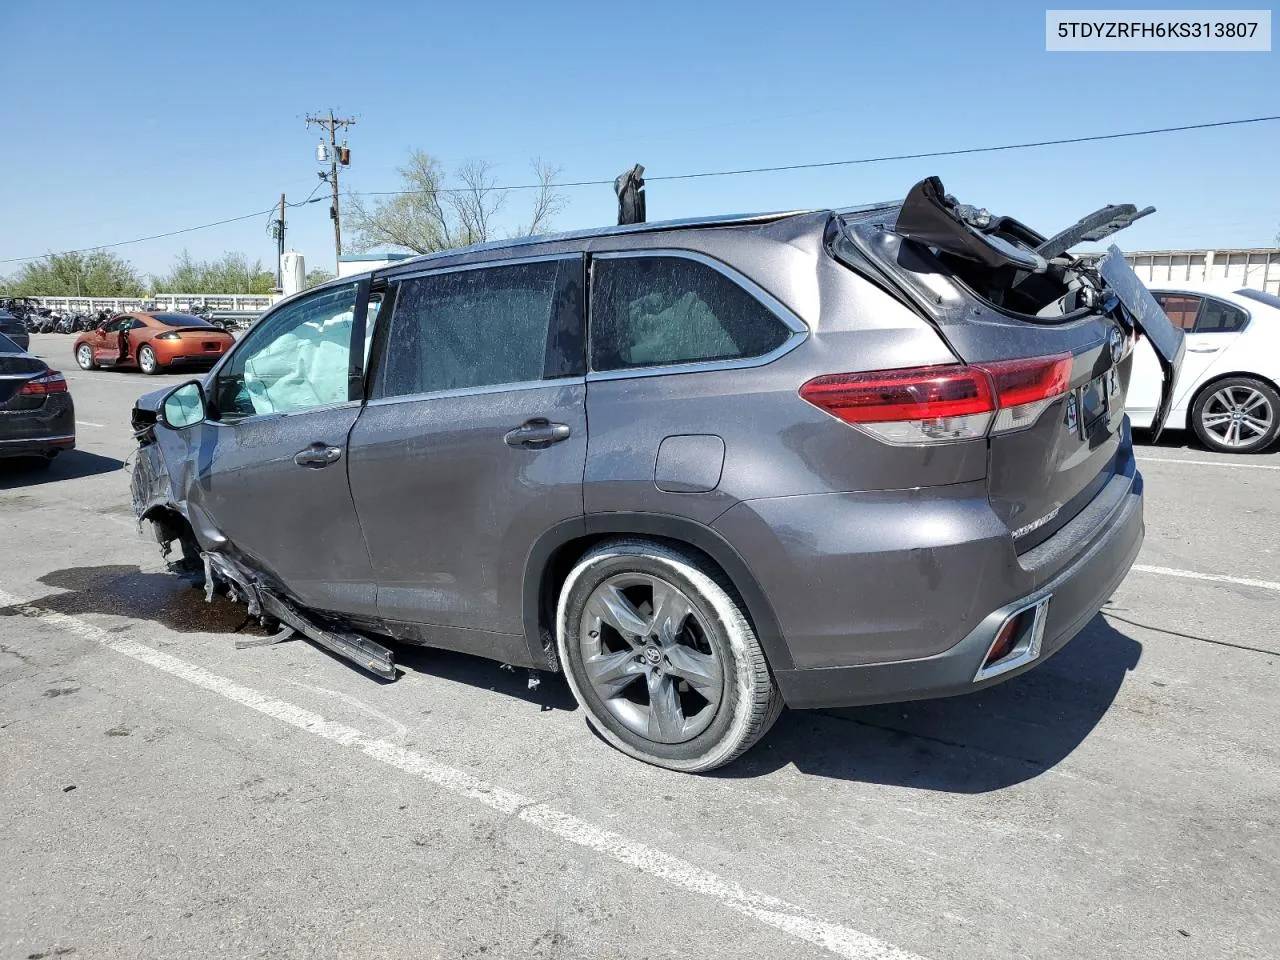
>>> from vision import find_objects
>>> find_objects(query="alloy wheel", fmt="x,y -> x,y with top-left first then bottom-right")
578,573 -> 724,744
76,345 -> 93,369
1200,385 -> 1274,448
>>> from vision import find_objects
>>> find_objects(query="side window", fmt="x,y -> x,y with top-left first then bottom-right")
590,255 -> 791,371
130,319 -> 147,329
1195,298 -> 1248,333
103,316 -> 129,333
374,259 -> 573,400
1153,294 -> 1201,331
214,284 -> 357,419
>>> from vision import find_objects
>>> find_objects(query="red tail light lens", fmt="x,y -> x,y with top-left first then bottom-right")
799,354 -> 1074,445
799,365 -> 996,444
19,371 -> 68,396
976,354 -> 1072,434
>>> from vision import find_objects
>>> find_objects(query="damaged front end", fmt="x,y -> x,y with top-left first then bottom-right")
129,390 -> 397,680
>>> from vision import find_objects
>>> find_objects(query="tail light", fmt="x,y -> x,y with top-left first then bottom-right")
155,332 -> 180,341
799,354 -> 1072,445
19,371 -> 69,396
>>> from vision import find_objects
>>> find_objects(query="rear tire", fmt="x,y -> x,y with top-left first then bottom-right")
1191,376 -> 1280,454
138,345 -> 161,375
556,539 -> 782,773
76,343 -> 97,370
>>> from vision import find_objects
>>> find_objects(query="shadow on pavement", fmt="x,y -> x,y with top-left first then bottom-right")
0,450 -> 125,489
718,614 -> 1142,792
396,645 -> 579,712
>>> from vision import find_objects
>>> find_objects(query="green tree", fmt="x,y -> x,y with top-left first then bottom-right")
304,267 -> 335,289
151,250 -> 276,294
0,251 -> 146,297
346,152 -> 565,254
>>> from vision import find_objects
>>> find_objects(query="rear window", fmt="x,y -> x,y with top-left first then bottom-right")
1236,289 -> 1280,310
0,332 -> 19,353
1196,298 -> 1248,333
154,313 -> 213,328
590,255 -> 790,372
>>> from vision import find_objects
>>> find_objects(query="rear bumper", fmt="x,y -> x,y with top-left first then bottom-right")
0,394 -> 76,458
773,472 -> 1143,709
0,433 -> 76,458
151,342 -> 228,367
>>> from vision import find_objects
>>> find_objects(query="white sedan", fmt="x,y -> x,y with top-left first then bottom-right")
1126,283 -> 1280,453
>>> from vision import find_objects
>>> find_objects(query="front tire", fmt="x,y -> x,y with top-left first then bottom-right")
556,539 -> 782,772
1191,377 -> 1280,453
76,343 -> 97,370
138,345 -> 161,375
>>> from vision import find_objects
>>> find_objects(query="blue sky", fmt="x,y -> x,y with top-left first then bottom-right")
1,0 -> 1276,279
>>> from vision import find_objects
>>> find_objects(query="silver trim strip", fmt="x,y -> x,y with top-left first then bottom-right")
366,376 -> 585,408
585,248 -> 808,382
388,252 -> 580,284
208,399 -> 362,427
0,434 -> 75,445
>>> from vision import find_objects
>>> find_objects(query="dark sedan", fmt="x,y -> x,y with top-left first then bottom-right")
0,309 -> 29,351
0,332 -> 75,467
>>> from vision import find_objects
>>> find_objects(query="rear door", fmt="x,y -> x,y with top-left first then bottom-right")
346,255 -> 587,642
1172,294 -> 1250,407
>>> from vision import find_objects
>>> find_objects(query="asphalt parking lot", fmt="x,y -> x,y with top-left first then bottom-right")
2,333 -> 1278,960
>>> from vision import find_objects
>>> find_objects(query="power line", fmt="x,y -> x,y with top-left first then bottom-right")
358,114 -> 1280,196
5,113 -> 1277,266
1,197 -> 327,266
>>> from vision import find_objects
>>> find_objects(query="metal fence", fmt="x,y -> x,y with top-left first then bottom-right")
29,293 -> 276,314
1081,247 -> 1280,295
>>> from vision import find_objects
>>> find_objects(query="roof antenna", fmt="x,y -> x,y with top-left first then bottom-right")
615,164 -> 646,225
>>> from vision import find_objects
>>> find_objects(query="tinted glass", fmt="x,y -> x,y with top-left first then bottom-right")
375,260 -> 562,399
1235,289 -> 1280,310
0,332 -> 19,353
214,284 -> 357,418
1196,298 -> 1248,333
103,316 -> 131,332
590,255 -> 790,371
1153,294 -> 1200,331
155,314 -> 214,328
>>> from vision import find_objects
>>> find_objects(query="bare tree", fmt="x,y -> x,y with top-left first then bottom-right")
346,151 -> 566,255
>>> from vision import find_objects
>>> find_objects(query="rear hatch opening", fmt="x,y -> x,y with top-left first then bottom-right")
825,176 -> 1184,555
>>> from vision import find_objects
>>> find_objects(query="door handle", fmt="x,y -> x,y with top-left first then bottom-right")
1186,345 -> 1220,354
293,443 -> 344,467
504,419 -> 571,448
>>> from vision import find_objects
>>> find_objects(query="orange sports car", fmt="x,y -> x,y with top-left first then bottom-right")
74,312 -> 235,375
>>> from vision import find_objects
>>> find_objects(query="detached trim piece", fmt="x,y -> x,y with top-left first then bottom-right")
259,591 -> 396,681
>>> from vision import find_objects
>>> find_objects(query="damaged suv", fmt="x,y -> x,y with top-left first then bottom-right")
131,177 -> 1183,772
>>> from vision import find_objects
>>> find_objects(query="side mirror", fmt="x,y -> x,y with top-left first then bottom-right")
159,380 -> 207,430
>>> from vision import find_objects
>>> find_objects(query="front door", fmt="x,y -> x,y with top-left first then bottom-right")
346,256 -> 587,650
93,316 -> 130,364
190,282 -> 378,616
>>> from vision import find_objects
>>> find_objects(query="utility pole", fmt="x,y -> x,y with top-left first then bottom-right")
305,109 -> 356,273
270,193 -> 286,292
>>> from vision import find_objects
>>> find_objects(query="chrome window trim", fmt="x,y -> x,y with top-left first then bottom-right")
366,376 -> 585,408
585,248 -> 808,382
386,251 -> 581,284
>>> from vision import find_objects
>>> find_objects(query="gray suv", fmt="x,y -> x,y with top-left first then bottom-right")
131,177 -> 1184,772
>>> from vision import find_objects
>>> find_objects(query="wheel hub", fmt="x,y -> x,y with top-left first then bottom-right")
642,645 -> 663,665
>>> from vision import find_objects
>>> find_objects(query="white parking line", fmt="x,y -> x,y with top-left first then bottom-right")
75,420 -> 105,428
0,588 -> 925,960
1137,455 -> 1280,471
1131,564 -> 1280,593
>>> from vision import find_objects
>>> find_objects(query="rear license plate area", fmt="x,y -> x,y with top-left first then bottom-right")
203,342 -> 220,351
